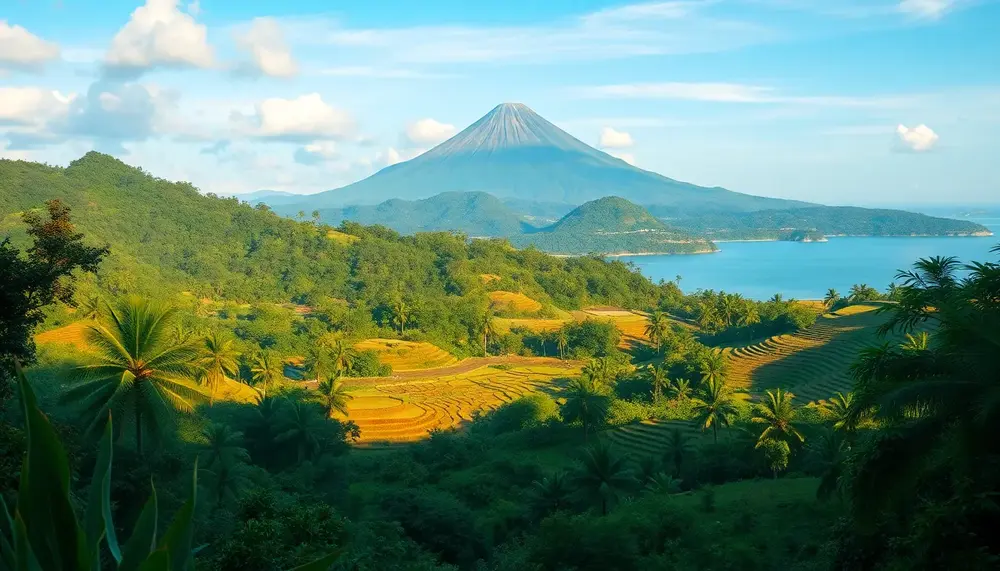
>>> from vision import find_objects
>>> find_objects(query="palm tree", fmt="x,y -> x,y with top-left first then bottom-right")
560,377 -> 611,443
76,294 -> 102,320
305,345 -> 335,381
316,375 -> 352,417
824,288 -> 841,309
572,442 -> 636,515
582,357 -> 612,386
810,427 -> 847,501
330,339 -> 357,376
900,331 -> 930,352
275,400 -> 325,464
662,428 -> 691,477
669,378 -> 693,401
699,352 -> 728,386
196,331 -> 240,406
644,310 -> 670,353
691,377 -> 738,444
480,306 -> 498,357
647,363 -> 669,403
391,297 -> 410,334
821,392 -> 865,439
529,472 -> 571,518
198,422 -> 250,469
62,297 -> 204,455
752,388 -> 805,450
556,329 -> 569,360
250,351 -> 284,398
644,472 -> 682,494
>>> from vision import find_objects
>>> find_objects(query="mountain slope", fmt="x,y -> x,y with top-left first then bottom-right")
287,103 -> 813,213
511,197 -> 717,255
314,192 -> 527,236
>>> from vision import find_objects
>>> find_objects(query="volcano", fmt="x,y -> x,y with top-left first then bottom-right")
293,103 -> 812,213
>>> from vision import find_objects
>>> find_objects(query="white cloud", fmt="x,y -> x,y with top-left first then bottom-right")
581,82 -> 916,108
235,18 -> 298,78
404,118 -> 456,145
238,93 -> 355,141
105,0 -> 214,72
0,20 -> 60,69
0,87 -> 75,126
598,127 -> 634,149
608,152 -> 636,166
294,141 -> 339,165
374,147 -> 402,169
898,0 -> 956,19
896,124 -> 939,151
281,1 -> 774,64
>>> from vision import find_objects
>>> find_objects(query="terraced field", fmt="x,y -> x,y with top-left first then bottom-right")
353,339 -> 458,371
488,290 -> 543,313
35,321 -> 92,350
335,360 -> 580,445
608,303 -> 899,458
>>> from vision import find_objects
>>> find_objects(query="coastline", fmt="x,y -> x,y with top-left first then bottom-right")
712,231 -> 994,243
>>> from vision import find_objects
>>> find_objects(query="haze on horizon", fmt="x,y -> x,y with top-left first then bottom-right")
2,0 -> 999,205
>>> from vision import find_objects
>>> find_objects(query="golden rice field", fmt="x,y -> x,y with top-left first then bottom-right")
607,303 -> 899,458
326,229 -> 359,244
488,290 -> 543,313
495,306 -> 654,349
35,321 -> 92,350
335,360 -> 580,445
353,338 -> 458,371
494,317 -> 567,334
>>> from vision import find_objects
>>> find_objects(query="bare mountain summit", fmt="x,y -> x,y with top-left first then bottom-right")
292,103 -> 813,214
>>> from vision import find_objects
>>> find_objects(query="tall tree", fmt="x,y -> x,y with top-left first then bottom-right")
529,472 -> 571,519
752,388 -> 805,477
330,338 -> 357,376
196,331 -> 240,405
821,391 -> 865,441
560,377 -> 611,443
699,352 -> 729,386
276,400 -> 326,464
556,328 -> 569,360
824,288 -> 841,309
316,375 -> 353,417
250,351 -> 285,398
572,442 -> 635,515
62,297 -> 204,455
646,363 -> 669,403
391,297 -> 411,334
669,378 -> 693,401
662,427 -> 691,477
480,305 -> 498,357
692,377 -> 738,444
644,310 -> 670,353
1,200 -> 106,370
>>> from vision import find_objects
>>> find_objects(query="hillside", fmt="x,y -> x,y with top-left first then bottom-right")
282,103 -> 812,214
511,197 -> 718,255
308,191 -> 527,236
666,206 -> 992,240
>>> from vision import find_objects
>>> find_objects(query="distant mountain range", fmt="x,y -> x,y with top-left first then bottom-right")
248,102 -> 991,253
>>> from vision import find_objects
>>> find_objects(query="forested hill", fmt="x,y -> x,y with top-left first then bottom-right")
666,206 -> 991,241
0,152 -> 662,311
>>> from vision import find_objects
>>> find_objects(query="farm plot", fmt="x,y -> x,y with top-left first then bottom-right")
488,291 -> 543,314
35,321 -> 92,350
338,362 -> 580,445
353,339 -> 458,371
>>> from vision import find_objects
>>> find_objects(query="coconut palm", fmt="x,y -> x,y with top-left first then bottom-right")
198,422 -> 250,469
669,378 -> 693,401
644,311 -> 670,353
900,331 -> 930,352
275,400 -> 326,464
644,472 -> 682,494
560,377 -> 611,443
305,345 -> 335,381
330,338 -> 357,376
662,427 -> 692,477
821,391 -> 865,438
572,442 -> 635,515
480,306 -> 498,357
752,388 -> 805,450
62,297 -> 204,455
196,331 -> 240,405
76,294 -> 102,320
699,352 -> 728,386
391,297 -> 410,334
250,351 -> 284,398
646,363 -> 669,403
316,375 -> 352,417
556,329 -> 569,360
635,455 -> 661,486
582,357 -> 612,386
529,472 -> 571,518
824,288 -> 841,309
810,427 -> 847,501
691,377 -> 738,444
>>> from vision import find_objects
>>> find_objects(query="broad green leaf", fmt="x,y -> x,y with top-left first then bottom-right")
15,360 -> 88,571
138,549 -> 171,571
156,461 -> 197,571
0,497 -> 14,571
84,414 -> 121,563
12,513 -> 42,571
285,549 -> 342,571
119,482 -> 160,571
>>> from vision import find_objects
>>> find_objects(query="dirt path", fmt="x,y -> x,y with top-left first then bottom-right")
302,355 -> 580,389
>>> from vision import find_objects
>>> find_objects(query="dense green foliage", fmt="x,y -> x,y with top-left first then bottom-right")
665,206 -> 990,241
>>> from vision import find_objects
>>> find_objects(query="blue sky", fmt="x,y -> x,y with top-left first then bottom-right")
2,0 -> 998,204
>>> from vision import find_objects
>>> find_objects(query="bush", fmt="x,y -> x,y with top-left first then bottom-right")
489,394 -> 560,434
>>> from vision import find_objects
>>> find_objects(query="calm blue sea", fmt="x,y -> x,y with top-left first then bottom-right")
618,217 -> 1000,301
